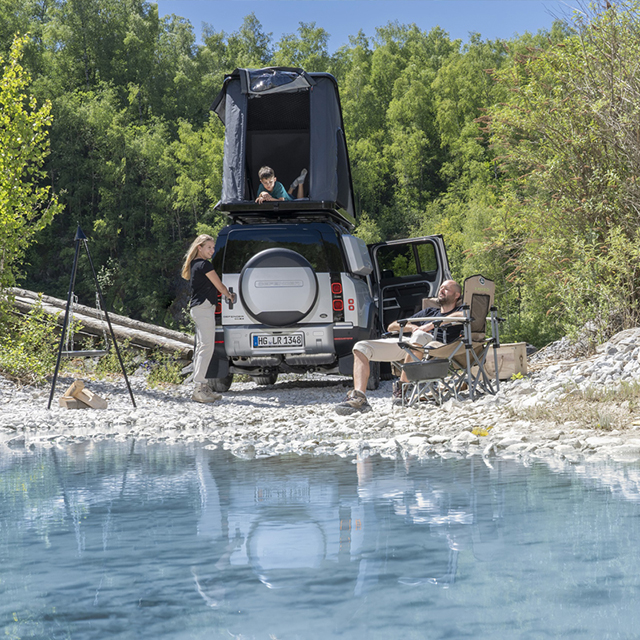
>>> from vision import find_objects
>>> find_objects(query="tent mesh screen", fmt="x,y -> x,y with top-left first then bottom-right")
248,92 -> 310,131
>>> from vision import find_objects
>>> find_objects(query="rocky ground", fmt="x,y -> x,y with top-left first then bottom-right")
3,327 -> 640,465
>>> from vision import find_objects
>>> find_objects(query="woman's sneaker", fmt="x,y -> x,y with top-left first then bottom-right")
192,383 -> 222,403
335,390 -> 372,415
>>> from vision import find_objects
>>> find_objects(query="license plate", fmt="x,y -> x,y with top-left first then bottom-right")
252,333 -> 304,349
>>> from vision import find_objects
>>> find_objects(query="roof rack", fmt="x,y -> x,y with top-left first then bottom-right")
214,200 -> 356,230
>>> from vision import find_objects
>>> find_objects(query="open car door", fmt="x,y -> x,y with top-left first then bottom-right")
369,235 -> 452,333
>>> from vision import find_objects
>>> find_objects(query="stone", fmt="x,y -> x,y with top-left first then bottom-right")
453,431 -> 479,445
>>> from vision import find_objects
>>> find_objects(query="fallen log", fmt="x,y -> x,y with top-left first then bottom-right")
10,288 -> 193,343
8,288 -> 194,359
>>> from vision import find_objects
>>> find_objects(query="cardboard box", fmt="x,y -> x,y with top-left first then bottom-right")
484,342 -> 528,380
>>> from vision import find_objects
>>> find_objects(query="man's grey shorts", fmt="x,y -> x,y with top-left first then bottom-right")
353,331 -> 435,362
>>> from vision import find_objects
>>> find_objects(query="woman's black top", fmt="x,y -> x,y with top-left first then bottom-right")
190,258 -> 217,307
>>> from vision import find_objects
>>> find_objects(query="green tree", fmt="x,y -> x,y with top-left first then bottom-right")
0,35 -> 62,294
273,22 -> 331,71
225,13 -> 273,68
489,2 -> 640,340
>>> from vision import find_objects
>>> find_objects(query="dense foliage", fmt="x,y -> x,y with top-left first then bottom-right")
0,35 -> 61,298
1,0 -> 638,346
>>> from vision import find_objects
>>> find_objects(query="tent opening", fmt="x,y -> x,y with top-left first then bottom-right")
245,91 -> 311,201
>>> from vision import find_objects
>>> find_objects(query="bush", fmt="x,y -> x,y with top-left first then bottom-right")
95,339 -> 138,377
0,298 -> 59,385
146,352 -> 185,386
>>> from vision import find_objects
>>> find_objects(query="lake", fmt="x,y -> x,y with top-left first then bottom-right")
2,440 -> 640,639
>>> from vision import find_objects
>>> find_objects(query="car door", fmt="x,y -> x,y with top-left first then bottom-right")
369,235 -> 452,333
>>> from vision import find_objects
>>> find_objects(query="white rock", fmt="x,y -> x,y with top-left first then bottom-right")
585,436 -> 622,448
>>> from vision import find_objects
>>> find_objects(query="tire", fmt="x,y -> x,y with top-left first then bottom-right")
380,362 -> 395,381
252,373 -> 279,386
208,374 -> 234,392
239,248 -> 318,326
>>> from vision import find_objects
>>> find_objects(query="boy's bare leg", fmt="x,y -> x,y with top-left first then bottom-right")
287,183 -> 305,199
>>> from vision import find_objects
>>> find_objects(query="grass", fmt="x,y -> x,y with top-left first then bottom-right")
506,379 -> 640,431
59,338 -> 188,387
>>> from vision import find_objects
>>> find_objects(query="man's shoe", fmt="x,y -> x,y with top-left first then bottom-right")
192,383 -> 222,403
335,390 -> 372,416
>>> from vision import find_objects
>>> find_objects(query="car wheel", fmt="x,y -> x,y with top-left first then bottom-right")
380,363 -> 395,381
252,373 -> 278,386
208,374 -> 234,392
239,248 -> 318,327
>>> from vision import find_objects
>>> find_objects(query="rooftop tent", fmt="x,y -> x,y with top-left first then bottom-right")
212,67 -> 356,224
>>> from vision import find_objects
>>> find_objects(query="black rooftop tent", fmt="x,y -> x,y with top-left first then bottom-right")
212,67 -> 356,227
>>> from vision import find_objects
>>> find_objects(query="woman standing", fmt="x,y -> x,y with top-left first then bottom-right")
181,234 -> 234,403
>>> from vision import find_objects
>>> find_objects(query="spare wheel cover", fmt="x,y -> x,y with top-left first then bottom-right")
239,248 -> 319,326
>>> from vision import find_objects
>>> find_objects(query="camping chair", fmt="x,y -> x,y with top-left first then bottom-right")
396,275 -> 502,404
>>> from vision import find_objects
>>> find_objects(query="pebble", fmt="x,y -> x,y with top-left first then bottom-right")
3,328 -> 640,471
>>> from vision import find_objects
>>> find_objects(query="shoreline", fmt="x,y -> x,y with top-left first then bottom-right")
3,327 -> 640,465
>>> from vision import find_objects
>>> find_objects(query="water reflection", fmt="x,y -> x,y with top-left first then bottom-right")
2,441 -> 640,639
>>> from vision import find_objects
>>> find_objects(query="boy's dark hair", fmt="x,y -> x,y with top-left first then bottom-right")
258,166 -> 275,181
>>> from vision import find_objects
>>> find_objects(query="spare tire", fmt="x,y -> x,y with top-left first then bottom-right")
239,248 -> 318,327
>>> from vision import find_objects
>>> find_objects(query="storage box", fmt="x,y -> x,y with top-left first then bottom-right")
484,342 -> 528,380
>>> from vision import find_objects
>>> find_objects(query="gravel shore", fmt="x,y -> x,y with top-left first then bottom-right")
3,327 -> 640,465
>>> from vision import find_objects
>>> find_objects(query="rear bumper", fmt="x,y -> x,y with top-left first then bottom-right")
223,324 -> 335,357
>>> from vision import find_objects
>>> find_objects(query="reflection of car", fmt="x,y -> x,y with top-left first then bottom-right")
207,67 -> 451,390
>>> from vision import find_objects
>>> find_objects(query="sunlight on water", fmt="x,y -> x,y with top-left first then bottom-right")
2,441 -> 640,639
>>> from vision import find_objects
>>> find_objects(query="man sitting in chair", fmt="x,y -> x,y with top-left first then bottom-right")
335,280 -> 465,415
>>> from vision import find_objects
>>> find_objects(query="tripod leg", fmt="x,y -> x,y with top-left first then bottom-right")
83,240 -> 136,408
47,240 -> 81,409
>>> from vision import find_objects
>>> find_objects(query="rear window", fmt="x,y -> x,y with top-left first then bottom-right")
220,226 -> 344,273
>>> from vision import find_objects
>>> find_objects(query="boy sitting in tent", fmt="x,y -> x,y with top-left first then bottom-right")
255,165 -> 307,203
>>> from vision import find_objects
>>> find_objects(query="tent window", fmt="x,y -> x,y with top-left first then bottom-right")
248,69 -> 301,93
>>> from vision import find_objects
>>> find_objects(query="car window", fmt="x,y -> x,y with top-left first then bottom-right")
415,243 -> 437,273
376,242 -> 437,278
222,227 -> 344,273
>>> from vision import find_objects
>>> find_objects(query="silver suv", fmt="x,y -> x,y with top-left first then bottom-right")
207,220 -> 451,390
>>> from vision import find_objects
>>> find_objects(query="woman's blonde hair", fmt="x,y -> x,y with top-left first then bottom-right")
181,234 -> 215,280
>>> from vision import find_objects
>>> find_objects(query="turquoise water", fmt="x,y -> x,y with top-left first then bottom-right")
2,441 -> 640,639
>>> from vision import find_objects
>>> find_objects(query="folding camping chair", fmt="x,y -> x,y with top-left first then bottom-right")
396,275 -> 502,405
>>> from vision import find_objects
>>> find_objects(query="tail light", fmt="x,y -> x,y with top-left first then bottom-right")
330,274 -> 344,322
